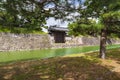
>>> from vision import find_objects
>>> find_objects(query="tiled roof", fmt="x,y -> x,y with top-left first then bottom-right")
48,26 -> 68,32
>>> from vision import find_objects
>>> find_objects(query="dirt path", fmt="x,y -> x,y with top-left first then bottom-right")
101,59 -> 120,76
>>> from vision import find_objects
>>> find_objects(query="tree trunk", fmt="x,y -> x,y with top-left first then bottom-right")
99,28 -> 107,59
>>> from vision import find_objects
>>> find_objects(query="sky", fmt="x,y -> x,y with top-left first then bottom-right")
43,0 -> 85,32
46,18 -> 69,27
43,18 -> 69,32
45,0 -> 85,27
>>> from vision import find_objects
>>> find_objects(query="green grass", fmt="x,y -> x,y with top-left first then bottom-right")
0,48 -> 120,80
0,26 -> 46,34
0,44 -> 119,63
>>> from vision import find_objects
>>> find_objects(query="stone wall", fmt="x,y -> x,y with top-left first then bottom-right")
0,33 -> 51,51
67,36 -> 120,45
0,33 -> 120,51
51,36 -> 120,48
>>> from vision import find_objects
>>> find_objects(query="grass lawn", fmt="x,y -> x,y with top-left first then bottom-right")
0,44 -> 120,63
0,48 -> 120,80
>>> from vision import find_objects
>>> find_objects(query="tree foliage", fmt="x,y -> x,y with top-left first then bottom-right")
0,0 -> 82,33
68,18 -> 102,36
0,0 -> 50,31
101,11 -> 120,35
68,0 -> 120,59
84,0 -> 120,17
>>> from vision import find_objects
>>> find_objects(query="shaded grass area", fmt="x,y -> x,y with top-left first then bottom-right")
106,49 -> 120,61
0,49 -> 120,80
86,48 -> 120,61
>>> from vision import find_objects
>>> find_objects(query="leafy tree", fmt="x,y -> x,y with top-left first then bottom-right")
0,0 -> 49,32
0,0 -> 82,33
68,18 -> 102,36
82,0 -> 120,59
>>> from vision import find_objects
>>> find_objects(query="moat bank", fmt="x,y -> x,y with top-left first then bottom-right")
0,33 -> 120,51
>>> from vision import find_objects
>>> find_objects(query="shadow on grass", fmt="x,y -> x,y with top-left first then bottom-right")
106,49 -> 120,61
85,48 -> 120,61
0,56 -> 120,80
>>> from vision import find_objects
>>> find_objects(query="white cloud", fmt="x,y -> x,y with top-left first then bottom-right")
46,17 -> 68,27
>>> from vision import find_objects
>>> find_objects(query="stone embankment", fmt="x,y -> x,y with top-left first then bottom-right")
51,36 -> 120,48
0,33 -> 51,51
0,33 -> 120,51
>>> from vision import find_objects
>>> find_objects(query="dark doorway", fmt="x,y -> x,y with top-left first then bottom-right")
48,26 -> 68,43
54,31 -> 65,43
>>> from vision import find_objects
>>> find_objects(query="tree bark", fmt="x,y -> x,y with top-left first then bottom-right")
99,28 -> 107,59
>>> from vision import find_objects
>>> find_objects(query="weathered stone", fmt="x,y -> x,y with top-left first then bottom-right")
0,33 -> 120,51
0,33 -> 51,51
